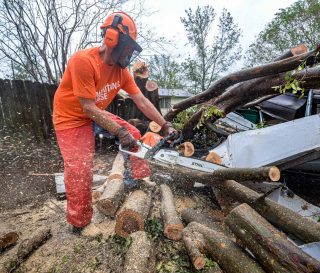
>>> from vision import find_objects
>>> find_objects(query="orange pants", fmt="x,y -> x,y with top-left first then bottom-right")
55,112 -> 151,227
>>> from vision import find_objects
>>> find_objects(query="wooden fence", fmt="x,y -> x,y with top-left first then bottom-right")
0,79 -> 147,140
0,79 -> 57,140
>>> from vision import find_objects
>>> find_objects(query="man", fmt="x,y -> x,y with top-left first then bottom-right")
53,11 -> 175,232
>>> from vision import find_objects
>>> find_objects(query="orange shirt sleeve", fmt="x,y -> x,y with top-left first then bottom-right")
68,56 -> 96,99
122,68 -> 141,95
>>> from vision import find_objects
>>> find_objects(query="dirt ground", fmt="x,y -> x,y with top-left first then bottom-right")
0,128 -> 223,273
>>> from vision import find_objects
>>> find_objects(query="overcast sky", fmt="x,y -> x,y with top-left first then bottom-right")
139,0 -> 296,58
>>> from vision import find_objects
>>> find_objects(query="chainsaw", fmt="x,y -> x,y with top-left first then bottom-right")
119,133 -> 227,173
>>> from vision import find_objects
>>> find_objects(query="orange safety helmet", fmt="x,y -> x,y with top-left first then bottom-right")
100,11 -> 137,48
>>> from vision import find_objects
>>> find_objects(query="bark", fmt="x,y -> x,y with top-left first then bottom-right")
185,222 -> 266,273
225,203 -> 320,273
115,190 -> 151,238
182,228 -> 206,270
220,180 -> 320,243
160,184 -> 184,240
211,167 -> 281,182
176,142 -> 195,157
123,231 -> 155,273
164,44 -> 319,122
0,228 -> 51,273
183,65 -> 320,137
145,80 -> 161,114
96,179 -> 125,217
181,208 -> 225,233
93,152 -> 125,203
0,232 -> 19,251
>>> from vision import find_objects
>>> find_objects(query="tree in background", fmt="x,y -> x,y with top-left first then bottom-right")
147,54 -> 183,89
0,0 -> 167,84
180,6 -> 242,94
245,0 -> 320,66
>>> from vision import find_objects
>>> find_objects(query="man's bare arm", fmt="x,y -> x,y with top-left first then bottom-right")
79,97 -> 121,134
131,92 -> 166,126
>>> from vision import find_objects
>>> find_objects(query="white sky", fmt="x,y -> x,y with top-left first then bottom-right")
140,0 -> 296,58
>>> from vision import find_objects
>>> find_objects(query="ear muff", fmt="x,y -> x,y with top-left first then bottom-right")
104,27 -> 119,48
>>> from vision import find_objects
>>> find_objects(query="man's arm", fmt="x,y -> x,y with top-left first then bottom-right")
79,97 -> 121,133
130,92 -> 166,126
79,97 -> 138,150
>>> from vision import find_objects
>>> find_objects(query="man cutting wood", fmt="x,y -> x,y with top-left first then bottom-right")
53,11 -> 176,233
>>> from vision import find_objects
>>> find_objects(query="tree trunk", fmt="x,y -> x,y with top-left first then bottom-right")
0,228 -> 51,273
225,203 -> 320,273
115,190 -> 151,238
164,44 -> 319,122
211,167 -> 281,182
185,222 -> 266,273
96,179 -> 125,217
123,231 -> 155,273
160,184 -> 184,240
0,232 -> 19,251
220,180 -> 320,243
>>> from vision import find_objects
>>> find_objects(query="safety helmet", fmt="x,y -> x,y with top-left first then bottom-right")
100,11 -> 142,69
100,11 -> 137,48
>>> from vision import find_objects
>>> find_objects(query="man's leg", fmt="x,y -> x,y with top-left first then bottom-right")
104,112 -> 151,179
55,122 -> 95,228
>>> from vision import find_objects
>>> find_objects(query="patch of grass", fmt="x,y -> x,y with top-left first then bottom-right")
73,242 -> 84,254
146,217 -> 164,239
111,235 -> 133,255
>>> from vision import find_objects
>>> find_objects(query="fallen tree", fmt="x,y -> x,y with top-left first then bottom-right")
0,232 -> 19,251
164,44 -> 319,122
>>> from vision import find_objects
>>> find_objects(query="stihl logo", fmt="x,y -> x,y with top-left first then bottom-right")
191,162 -> 203,168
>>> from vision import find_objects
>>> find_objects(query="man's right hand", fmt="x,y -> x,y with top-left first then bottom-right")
116,127 -> 139,151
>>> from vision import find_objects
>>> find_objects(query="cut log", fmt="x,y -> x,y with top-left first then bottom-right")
225,203 -> 320,273
206,151 -> 222,164
149,121 -> 161,133
0,232 -> 19,251
160,184 -> 184,240
185,222 -> 265,273
182,228 -> 206,270
115,190 -> 151,238
164,44 -> 320,122
133,60 -> 148,79
220,180 -> 320,243
211,166 -> 281,182
96,179 -> 125,217
123,231 -> 155,273
176,142 -> 195,157
0,227 -> 51,273
93,152 -> 125,203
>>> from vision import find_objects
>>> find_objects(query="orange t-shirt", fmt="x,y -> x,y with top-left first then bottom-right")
53,47 -> 141,131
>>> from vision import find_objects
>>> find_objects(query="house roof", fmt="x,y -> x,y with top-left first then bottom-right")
158,88 -> 192,98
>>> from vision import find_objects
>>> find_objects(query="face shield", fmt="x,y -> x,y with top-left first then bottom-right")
111,32 -> 142,69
